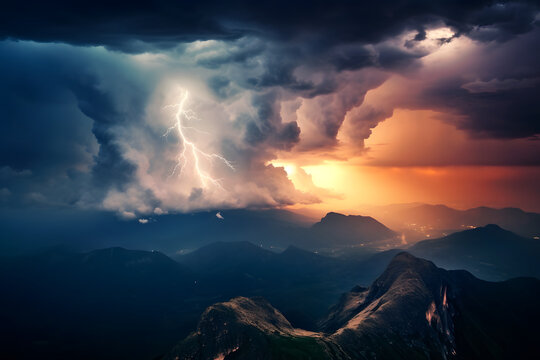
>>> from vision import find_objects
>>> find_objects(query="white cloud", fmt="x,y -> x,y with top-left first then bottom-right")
121,211 -> 137,219
154,207 -> 166,215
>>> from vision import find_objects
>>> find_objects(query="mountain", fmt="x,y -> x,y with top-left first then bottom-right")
324,252 -> 540,359
366,203 -> 540,239
176,241 -> 376,329
0,247 -> 200,360
177,241 -> 275,271
178,241 -> 346,276
409,224 -> 540,280
166,253 -> 540,359
164,297 -> 349,360
308,212 -> 398,248
9,235 -> 538,360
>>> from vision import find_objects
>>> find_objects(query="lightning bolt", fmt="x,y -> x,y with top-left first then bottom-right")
164,89 -> 234,189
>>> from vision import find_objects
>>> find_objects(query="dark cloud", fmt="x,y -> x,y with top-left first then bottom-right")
2,2 -> 538,93
423,79 -> 540,138
0,44 -> 95,174
467,2 -> 539,41
208,76 -> 235,99
195,38 -> 266,69
0,42 -> 155,207
375,44 -> 424,69
343,26 -> 540,144
69,77 -> 142,190
2,0 -> 530,143
329,45 -> 375,71
418,28 -> 540,138
3,1 -> 532,51
245,92 -> 300,150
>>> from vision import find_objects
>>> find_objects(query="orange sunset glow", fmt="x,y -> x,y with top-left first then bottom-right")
273,108 -> 540,216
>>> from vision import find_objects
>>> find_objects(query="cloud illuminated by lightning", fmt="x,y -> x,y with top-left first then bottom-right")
164,89 -> 234,189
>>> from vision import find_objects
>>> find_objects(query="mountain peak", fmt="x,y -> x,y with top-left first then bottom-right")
199,296 -> 294,334
449,223 -> 519,240
177,241 -> 273,272
321,212 -> 374,222
164,296 -> 337,360
379,252 -> 439,281
481,223 -> 503,230
310,212 -> 397,247
281,244 -> 314,256
391,251 -> 419,261
323,211 -> 346,218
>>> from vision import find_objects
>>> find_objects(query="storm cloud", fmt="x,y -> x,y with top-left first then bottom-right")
0,1 -> 539,215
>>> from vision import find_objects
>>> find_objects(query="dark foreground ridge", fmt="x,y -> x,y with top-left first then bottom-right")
165,252 -> 540,360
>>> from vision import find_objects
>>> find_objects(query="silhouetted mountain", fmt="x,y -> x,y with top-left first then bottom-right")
177,241 -> 377,329
368,203 -> 540,239
308,212 -> 398,248
179,241 -> 345,277
178,241 -> 274,271
166,253 -> 540,359
0,247 -> 200,360
410,224 -> 540,280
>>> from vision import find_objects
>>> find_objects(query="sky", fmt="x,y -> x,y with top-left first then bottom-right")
1,1 -> 540,220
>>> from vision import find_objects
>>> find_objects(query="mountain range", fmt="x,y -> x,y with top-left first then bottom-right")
165,253 -> 540,360
0,247 -> 200,360
3,204 -> 538,256
0,242 -> 396,360
2,211 -> 540,359
366,203 -> 540,240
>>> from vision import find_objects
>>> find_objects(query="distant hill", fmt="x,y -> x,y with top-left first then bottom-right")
409,224 -> 540,280
308,212 -> 398,248
166,253 -> 540,359
176,241 -> 378,329
0,247 -> 199,360
367,203 -> 540,239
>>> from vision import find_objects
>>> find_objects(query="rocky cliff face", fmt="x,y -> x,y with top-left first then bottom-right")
325,252 -> 457,360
